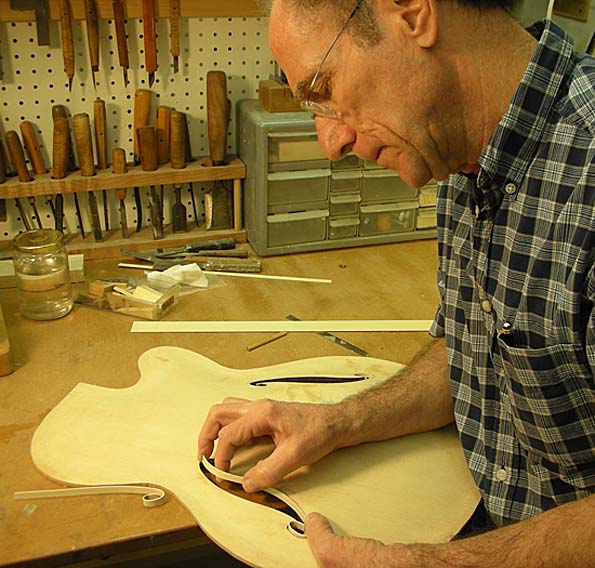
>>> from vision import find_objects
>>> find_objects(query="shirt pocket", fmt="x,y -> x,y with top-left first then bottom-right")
497,338 -> 595,489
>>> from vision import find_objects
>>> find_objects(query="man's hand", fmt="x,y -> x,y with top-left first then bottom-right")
198,397 -> 344,493
306,512 -> 416,568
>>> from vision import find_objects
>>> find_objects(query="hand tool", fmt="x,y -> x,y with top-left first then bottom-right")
0,144 -> 6,222
73,113 -> 102,241
134,186 -> 143,232
51,116 -> 69,231
20,120 -> 49,227
52,105 -> 85,237
134,238 -> 236,258
156,106 -> 170,228
285,314 -> 369,357
176,112 -> 199,226
142,0 -> 158,87
156,106 -> 171,165
58,0 -> 75,91
205,70 -> 232,229
83,0 -> 99,89
170,0 -> 180,73
93,98 -> 110,231
121,249 -> 261,273
169,110 -> 187,233
112,0 -> 129,87
5,130 -> 38,230
137,125 -> 162,239
112,147 -> 128,238
133,89 -> 153,165
10,0 -> 50,46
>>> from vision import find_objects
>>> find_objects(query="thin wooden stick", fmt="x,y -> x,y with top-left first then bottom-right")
246,331 -> 288,352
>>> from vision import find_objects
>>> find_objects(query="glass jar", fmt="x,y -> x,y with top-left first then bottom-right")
13,229 -> 73,320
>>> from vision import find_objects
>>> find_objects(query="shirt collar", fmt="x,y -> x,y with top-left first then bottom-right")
476,19 -> 575,192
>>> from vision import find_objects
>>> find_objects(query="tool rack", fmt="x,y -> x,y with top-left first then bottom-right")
0,155 -> 246,259
0,5 -> 275,257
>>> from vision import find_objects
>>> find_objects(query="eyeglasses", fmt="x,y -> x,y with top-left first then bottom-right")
300,0 -> 365,118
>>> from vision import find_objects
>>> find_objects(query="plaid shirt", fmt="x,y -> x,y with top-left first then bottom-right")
431,20 -> 595,526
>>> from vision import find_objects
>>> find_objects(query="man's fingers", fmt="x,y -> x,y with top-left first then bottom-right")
242,442 -> 305,492
197,401 -> 252,458
306,512 -> 337,566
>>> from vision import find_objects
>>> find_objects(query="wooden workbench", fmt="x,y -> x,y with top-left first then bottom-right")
0,239 -> 440,568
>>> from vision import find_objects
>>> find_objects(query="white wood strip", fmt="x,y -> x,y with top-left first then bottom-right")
131,320 -> 433,333
202,271 -> 332,284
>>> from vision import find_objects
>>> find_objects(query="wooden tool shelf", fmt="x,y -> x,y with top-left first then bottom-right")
0,0 -> 261,20
0,155 -> 247,260
1,155 -> 245,199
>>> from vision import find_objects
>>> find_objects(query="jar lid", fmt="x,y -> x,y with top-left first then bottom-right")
13,229 -> 65,254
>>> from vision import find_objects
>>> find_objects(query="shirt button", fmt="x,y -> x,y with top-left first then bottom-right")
504,183 -> 517,195
481,299 -> 492,313
496,468 -> 508,481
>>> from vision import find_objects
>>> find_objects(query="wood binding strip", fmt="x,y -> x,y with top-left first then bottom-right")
14,485 -> 166,508
131,320 -> 434,333
200,457 -> 307,539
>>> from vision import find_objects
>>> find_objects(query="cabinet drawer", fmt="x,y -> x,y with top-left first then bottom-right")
267,169 -> 330,207
267,209 -> 328,247
330,170 -> 361,193
329,193 -> 361,216
359,201 -> 418,236
268,131 -> 326,163
361,170 -> 418,202
329,216 -> 359,239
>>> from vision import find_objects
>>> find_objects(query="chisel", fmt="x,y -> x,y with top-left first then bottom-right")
58,0 -> 75,90
205,70 -> 232,229
93,98 -> 109,231
170,110 -> 187,233
142,0 -> 157,87
0,144 -> 6,222
137,125 -> 162,239
52,104 -> 85,238
112,147 -> 128,238
5,130 -> 36,230
112,0 -> 129,87
83,0 -> 99,89
179,112 -> 199,227
170,0 -> 180,73
19,120 -> 46,228
73,113 -> 102,241
133,89 -> 153,165
51,116 -> 69,231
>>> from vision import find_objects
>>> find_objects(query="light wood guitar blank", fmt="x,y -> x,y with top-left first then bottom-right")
30,347 -> 480,568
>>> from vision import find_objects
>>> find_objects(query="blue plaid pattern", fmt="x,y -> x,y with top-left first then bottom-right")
430,20 -> 595,526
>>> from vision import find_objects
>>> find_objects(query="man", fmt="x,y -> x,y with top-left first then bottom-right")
199,0 -> 595,565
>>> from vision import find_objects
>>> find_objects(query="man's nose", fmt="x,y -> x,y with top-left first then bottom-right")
315,117 -> 356,161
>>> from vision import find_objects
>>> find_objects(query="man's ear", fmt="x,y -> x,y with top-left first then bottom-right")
381,0 -> 438,48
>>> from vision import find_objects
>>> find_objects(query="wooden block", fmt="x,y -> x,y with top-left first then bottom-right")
258,80 -> 302,113
0,304 -> 13,376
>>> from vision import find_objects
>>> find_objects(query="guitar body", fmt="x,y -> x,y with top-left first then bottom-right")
31,346 -> 479,567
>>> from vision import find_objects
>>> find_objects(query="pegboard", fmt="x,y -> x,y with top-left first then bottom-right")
0,16 -> 275,241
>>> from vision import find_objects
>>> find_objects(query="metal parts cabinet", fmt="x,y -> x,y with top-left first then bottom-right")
237,99 -> 437,256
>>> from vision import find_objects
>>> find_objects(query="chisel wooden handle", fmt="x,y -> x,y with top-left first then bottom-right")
59,0 -> 75,86
72,113 -> 96,176
156,106 -> 171,165
207,70 -> 229,166
93,98 -> 108,169
169,111 -> 186,169
52,116 -> 69,180
5,131 -> 32,182
84,0 -> 99,72
52,105 -> 76,171
20,121 -> 47,175
112,0 -> 129,70
142,0 -> 157,78
137,126 -> 158,172
112,147 -> 127,200
133,89 -> 152,163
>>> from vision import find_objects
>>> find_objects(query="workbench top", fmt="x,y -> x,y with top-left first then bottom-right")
0,239 -> 439,567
